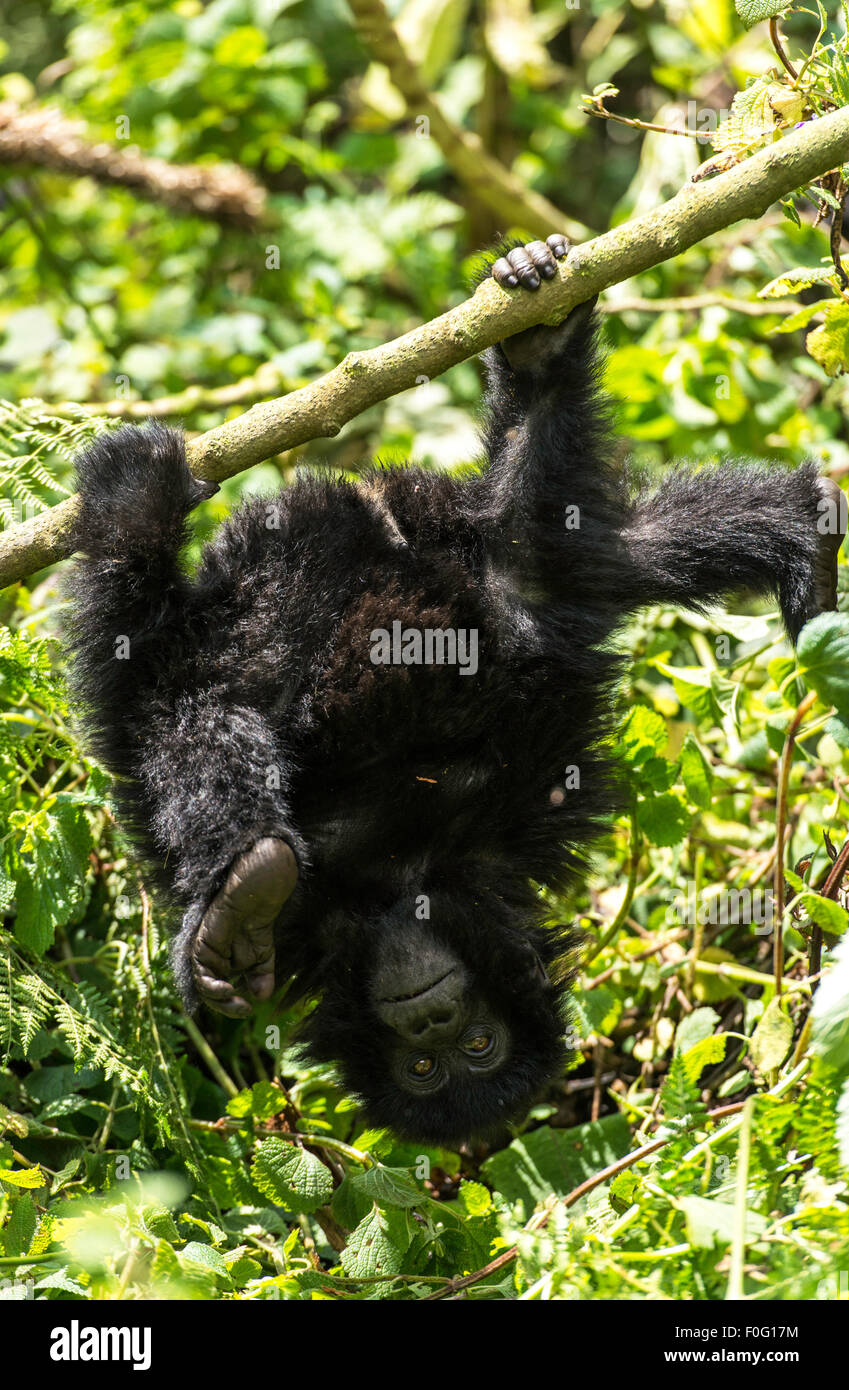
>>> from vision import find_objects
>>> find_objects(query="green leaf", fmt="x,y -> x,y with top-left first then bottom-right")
180,1241 -> 228,1275
680,734 -> 712,809
680,1033 -> 730,1083
481,1114 -> 631,1219
680,1194 -> 767,1246
13,803 -> 91,953
797,612 -> 849,720
455,1181 -> 492,1217
226,1081 -> 289,1121
2,1194 -> 37,1257
0,1166 -> 45,1188
800,893 -> 848,936
807,300 -> 849,378
750,997 -> 793,1072
675,1007 -> 721,1054
340,1204 -> 412,1279
637,791 -> 690,848
620,705 -> 668,765
734,0 -> 791,28
811,934 -> 849,1071
252,1139 -> 333,1214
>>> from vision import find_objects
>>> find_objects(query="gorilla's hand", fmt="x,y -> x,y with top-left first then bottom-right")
192,837 -> 298,1018
490,234 -> 597,373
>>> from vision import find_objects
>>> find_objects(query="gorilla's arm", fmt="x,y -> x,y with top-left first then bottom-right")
478,237 -> 845,641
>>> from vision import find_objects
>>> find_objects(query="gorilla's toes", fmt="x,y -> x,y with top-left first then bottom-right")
192,837 -> 298,1017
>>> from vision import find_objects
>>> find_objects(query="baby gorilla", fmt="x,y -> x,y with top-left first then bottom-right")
66,235 -> 844,1144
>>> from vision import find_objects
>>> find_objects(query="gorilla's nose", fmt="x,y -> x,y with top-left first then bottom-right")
403,997 -> 462,1043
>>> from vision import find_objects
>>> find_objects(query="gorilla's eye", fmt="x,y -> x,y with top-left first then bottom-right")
410,1055 -> 435,1077
463,1031 -> 493,1055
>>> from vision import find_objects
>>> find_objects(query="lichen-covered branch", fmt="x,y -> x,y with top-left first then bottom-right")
0,103 -> 266,227
347,0 -> 588,241
3,104 -> 849,590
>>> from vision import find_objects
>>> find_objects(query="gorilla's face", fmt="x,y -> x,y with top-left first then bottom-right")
300,899 -> 568,1144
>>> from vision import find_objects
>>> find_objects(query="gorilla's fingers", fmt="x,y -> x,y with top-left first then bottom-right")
191,837 -> 298,1015
492,255 -> 519,289
524,240 -> 558,278
546,232 -> 570,259
493,236 -> 571,291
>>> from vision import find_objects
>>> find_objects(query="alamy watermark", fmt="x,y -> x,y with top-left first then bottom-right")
369,622 -> 478,676
667,882 -> 775,935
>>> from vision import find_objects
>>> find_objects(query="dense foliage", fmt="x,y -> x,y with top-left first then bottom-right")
1,0 -> 849,1301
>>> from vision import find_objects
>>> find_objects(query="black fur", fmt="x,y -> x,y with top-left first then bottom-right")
63,257 -> 839,1144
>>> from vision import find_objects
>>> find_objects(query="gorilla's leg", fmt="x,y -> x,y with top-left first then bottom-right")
620,466 -> 846,640
143,692 -> 304,1015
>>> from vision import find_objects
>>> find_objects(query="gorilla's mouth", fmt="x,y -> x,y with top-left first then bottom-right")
382,967 -> 456,1004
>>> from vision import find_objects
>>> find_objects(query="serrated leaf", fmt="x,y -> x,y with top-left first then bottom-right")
226,1081 -> 288,1121
340,1204 -> 412,1279
252,1139 -> 333,1214
2,1194 -> 37,1257
734,0 -> 792,28
0,1166 -> 45,1188
456,1181 -> 492,1217
13,804 -> 91,953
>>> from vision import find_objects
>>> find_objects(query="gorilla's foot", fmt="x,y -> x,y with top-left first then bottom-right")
812,477 -> 846,616
191,837 -> 298,1018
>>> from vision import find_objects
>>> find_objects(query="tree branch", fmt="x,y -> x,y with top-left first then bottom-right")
347,0 -> 589,241
3,105 -> 849,590
0,103 -> 266,228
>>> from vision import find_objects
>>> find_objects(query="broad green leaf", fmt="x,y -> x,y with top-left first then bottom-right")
797,612 -> 849,720
226,1081 -> 289,1121
481,1114 -> 631,1218
637,791 -> 691,848
340,1204 -> 412,1279
252,1139 -> 333,1214
353,1165 -> 424,1209
0,1166 -> 45,1188
734,0 -> 792,29
675,1007 -> 721,1055
180,1241 -> 228,1275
